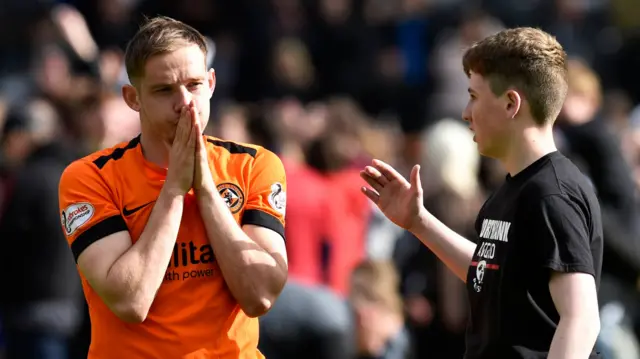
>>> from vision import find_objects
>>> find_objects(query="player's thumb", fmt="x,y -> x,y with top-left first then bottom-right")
410,164 -> 423,195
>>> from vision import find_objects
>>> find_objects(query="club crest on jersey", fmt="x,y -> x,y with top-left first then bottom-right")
268,182 -> 286,215
61,202 -> 95,235
217,183 -> 245,214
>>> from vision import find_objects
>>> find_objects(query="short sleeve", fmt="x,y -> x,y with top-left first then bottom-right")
58,161 -> 128,262
525,194 -> 595,276
240,148 -> 287,240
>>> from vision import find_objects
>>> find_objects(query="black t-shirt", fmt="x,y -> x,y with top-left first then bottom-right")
464,151 -> 603,359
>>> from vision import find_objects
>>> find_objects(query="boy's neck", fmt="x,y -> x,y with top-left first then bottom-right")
500,125 -> 557,176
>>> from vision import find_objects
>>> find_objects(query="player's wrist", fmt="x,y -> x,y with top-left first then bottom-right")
159,184 -> 187,201
408,207 -> 430,235
194,181 -> 217,200
195,177 -> 216,195
195,184 -> 227,212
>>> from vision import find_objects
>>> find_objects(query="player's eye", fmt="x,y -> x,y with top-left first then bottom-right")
155,87 -> 171,93
188,82 -> 203,90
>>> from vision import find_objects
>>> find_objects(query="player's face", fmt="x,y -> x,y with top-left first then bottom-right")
126,44 -> 216,143
462,73 -> 512,159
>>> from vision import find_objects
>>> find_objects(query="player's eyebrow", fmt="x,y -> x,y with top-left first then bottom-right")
149,83 -> 172,90
149,77 -> 205,90
186,76 -> 206,82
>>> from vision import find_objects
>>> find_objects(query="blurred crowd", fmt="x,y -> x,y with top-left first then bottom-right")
1,0 -> 640,358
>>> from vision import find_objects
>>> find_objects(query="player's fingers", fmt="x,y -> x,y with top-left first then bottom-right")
192,106 -> 202,136
186,108 -> 197,147
189,101 -> 197,125
372,159 -> 406,183
410,165 -> 423,194
188,103 -> 203,150
195,126 -> 202,153
360,171 -> 384,192
360,186 -> 380,204
364,165 -> 389,186
177,106 -> 187,129
176,106 -> 190,142
194,115 -> 207,153
189,100 -> 204,129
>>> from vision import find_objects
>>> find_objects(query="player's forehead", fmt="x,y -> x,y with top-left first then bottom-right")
142,44 -> 207,86
468,72 -> 490,93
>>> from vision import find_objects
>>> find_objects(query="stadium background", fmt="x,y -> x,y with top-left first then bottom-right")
1,0 -> 640,358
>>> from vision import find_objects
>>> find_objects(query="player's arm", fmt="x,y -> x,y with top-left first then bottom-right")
60,163 -> 185,323
197,149 -> 288,317
360,160 -> 476,282
548,272 -> 600,359
410,209 -> 477,282
525,195 -> 600,358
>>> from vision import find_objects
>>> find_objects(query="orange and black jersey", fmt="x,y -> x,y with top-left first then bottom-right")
58,135 -> 287,359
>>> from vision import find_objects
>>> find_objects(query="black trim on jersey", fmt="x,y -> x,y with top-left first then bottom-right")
71,215 -> 128,262
207,139 -> 257,158
93,136 -> 141,169
241,209 -> 285,241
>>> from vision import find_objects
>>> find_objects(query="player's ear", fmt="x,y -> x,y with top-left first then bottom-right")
122,84 -> 141,112
505,89 -> 521,119
207,69 -> 216,99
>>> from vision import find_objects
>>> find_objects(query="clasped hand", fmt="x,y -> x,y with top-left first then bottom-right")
165,101 -> 214,197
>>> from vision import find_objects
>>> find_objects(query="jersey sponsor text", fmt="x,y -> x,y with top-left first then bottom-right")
164,241 -> 217,282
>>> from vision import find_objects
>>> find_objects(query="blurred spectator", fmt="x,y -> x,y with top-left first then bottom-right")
258,98 -> 354,359
0,98 -> 83,359
556,58 -> 640,275
307,98 -> 375,296
213,102 -> 253,143
259,281 -> 355,359
270,37 -> 319,102
349,259 -> 412,359
556,58 -> 640,359
271,98 -> 330,287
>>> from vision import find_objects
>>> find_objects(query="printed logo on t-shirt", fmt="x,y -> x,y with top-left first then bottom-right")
471,218 -> 511,293
61,202 -> 95,235
479,219 -> 511,242
474,260 -> 486,292
471,258 -> 501,292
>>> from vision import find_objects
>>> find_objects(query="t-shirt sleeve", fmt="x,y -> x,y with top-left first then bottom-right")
58,161 -> 128,262
525,194 -> 595,276
240,148 -> 287,240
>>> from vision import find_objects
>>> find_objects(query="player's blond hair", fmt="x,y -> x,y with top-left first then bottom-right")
124,16 -> 207,84
462,27 -> 568,125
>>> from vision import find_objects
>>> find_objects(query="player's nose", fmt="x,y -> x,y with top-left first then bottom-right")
176,86 -> 192,109
462,103 -> 472,123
